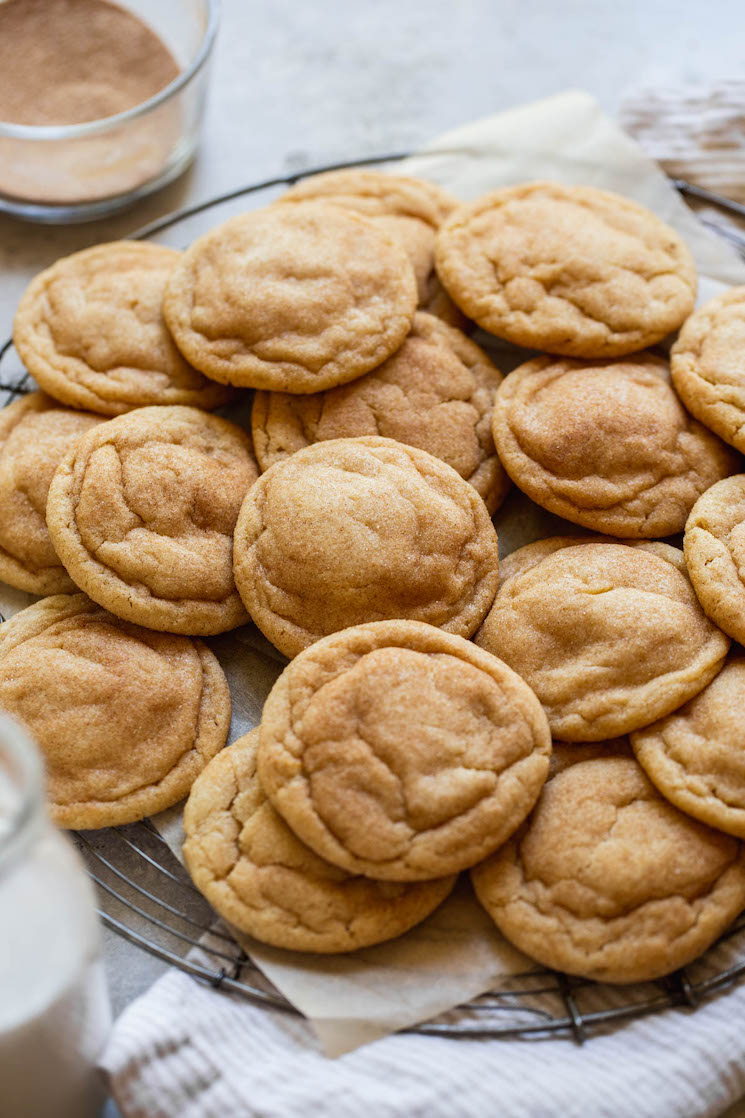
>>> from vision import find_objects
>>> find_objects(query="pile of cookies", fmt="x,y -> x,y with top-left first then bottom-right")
3,168 -> 745,983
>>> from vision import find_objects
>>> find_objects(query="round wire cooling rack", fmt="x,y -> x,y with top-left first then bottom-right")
2,154 -> 745,1045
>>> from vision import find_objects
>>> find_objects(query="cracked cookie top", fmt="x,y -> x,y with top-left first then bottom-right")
277,169 -> 464,326
498,535 -> 688,589
0,391 -> 102,594
435,182 -> 696,357
471,756 -> 745,983
162,203 -> 418,392
251,312 -> 509,513
632,654 -> 745,838
0,594 -> 230,828
684,474 -> 745,645
183,728 -> 456,952
256,620 -> 551,881
671,286 -> 745,454
476,541 -> 729,741
492,353 -> 738,538
46,405 -> 258,635
13,242 -> 234,416
232,436 -> 500,658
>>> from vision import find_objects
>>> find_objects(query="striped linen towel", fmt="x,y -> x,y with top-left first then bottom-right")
104,954 -> 745,1118
620,82 -> 745,202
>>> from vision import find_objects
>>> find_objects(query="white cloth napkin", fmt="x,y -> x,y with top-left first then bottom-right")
102,90 -> 745,1115
105,948 -> 745,1118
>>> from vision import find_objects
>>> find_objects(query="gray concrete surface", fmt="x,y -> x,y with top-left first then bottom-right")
3,0 -> 745,1112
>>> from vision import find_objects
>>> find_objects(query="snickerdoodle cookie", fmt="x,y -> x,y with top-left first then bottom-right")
257,620 -> 551,881
13,242 -> 233,416
251,313 -> 509,513
0,392 -> 102,593
183,728 -> 456,952
471,757 -> 745,983
633,655 -> 745,837
476,541 -> 729,741
671,287 -> 745,453
46,406 -> 258,635
684,475 -> 745,645
497,535 -> 687,588
435,182 -> 696,356
0,594 -> 230,828
278,169 -> 463,324
233,436 -> 499,658
493,354 -> 737,537
162,204 -> 418,392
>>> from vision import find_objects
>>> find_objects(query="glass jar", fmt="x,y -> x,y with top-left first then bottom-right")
0,0 -> 220,223
0,713 -> 111,1118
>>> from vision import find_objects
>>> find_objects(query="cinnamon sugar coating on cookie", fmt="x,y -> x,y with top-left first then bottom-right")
0,594 -> 230,828
0,391 -> 102,593
435,182 -> 696,356
471,757 -> 745,983
671,286 -> 745,454
477,542 -> 729,741
13,242 -> 233,416
233,436 -> 499,658
633,655 -> 745,838
162,203 -> 418,392
46,405 -> 258,635
257,620 -> 551,881
497,535 -> 688,588
684,474 -> 745,645
183,729 -> 456,952
251,313 -> 508,513
492,353 -> 737,537
278,169 -> 464,325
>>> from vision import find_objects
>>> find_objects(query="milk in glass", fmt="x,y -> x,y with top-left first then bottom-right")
0,714 -> 111,1118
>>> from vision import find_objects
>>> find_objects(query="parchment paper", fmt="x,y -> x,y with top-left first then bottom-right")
4,88 -> 745,1058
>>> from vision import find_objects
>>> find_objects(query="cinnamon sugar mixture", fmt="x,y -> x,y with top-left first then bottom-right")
0,0 -> 179,126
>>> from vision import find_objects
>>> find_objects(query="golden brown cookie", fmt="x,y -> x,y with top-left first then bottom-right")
0,594 -> 230,828
279,168 -> 456,227
162,204 -> 418,392
277,169 -> 464,325
257,620 -> 551,881
497,535 -> 687,588
0,392 -> 102,593
251,313 -> 509,513
492,354 -> 737,537
684,474 -> 745,644
435,182 -> 696,356
476,541 -> 729,741
632,655 -> 745,838
183,728 -> 456,952
671,287 -> 745,454
46,405 -> 258,635
471,757 -> 745,983
13,242 -> 233,416
233,436 -> 499,659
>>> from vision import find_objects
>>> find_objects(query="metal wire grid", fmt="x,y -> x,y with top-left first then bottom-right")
2,155 -> 745,1044
66,815 -> 745,1044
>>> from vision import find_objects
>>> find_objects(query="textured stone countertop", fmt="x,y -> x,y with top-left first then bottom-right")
2,1 -> 745,1112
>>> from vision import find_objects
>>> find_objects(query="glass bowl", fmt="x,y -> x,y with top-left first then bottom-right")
0,0 -> 219,224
